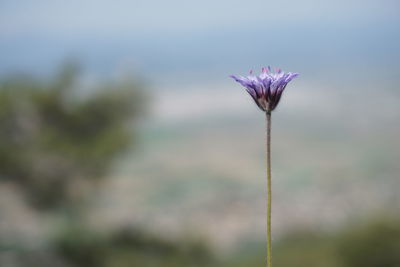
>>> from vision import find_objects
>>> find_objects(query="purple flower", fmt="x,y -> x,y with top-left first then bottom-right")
230,67 -> 299,112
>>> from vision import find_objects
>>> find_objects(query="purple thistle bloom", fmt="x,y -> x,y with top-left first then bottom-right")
230,67 -> 299,112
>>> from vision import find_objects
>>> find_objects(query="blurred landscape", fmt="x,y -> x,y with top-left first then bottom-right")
1,0 -> 400,267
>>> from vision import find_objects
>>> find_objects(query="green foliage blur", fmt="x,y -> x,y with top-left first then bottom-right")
0,64 -> 144,210
53,227 -> 214,267
337,218 -> 400,267
225,217 -> 400,267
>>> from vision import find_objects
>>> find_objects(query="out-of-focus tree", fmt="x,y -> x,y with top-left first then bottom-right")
0,64 -> 145,210
0,64 -> 219,267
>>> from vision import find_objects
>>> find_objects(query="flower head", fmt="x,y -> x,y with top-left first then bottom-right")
230,67 -> 299,112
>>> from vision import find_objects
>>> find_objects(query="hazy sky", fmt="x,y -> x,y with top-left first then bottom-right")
1,0 -> 399,36
1,0 -> 399,80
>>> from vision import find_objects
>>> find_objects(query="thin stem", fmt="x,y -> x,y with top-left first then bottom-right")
265,111 -> 272,267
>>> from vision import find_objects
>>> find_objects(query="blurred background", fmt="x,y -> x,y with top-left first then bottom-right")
1,0 -> 400,266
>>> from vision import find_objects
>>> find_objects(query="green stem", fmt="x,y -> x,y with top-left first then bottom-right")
266,111 -> 272,267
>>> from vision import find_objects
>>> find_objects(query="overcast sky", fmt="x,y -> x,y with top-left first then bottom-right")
1,0 -> 399,36
1,0 -> 399,80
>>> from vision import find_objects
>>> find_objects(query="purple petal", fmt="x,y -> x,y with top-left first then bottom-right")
285,73 -> 299,82
230,75 -> 252,88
